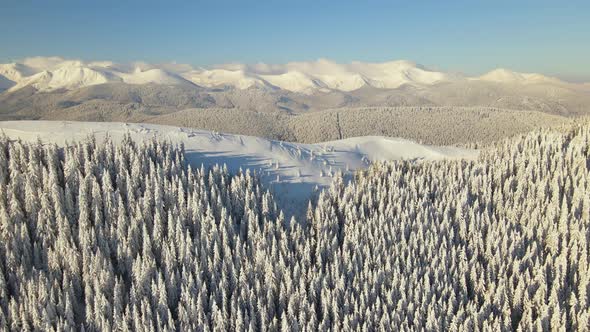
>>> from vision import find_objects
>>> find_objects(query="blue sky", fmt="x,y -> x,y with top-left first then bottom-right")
1,0 -> 589,81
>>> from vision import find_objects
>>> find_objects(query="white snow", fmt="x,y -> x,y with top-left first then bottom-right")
0,121 -> 477,216
347,60 -> 449,89
476,68 -> 563,84
281,59 -> 369,91
258,71 -> 323,93
0,63 -> 36,82
116,68 -> 194,86
181,69 -> 267,89
8,66 -> 122,92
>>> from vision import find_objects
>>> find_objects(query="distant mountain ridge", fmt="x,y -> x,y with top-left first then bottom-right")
0,56 -> 575,94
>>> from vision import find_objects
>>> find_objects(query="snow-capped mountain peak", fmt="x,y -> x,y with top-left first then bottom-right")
118,67 -> 195,86
0,63 -> 37,82
8,65 -> 123,92
477,68 -> 563,84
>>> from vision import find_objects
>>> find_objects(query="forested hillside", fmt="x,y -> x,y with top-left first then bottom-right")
0,121 -> 589,330
152,106 -> 569,146
287,107 -> 570,145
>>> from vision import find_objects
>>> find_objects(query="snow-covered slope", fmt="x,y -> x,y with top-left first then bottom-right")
116,68 -> 196,86
0,121 -> 477,215
346,60 -> 450,89
251,59 -> 452,91
280,59 -> 369,91
477,68 -> 564,84
0,63 -> 36,82
182,69 -> 267,89
3,56 -> 578,94
258,71 -> 325,93
8,66 -> 122,91
3,57 -> 196,92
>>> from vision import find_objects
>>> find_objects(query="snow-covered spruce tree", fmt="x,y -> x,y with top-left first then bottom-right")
0,122 -> 589,331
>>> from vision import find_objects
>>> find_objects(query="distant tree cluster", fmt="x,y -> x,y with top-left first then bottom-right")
47,104 -> 571,146
154,108 -> 295,142
149,106 -> 569,146
0,122 -> 589,330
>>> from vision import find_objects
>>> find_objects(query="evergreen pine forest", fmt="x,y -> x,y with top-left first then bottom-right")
0,121 -> 589,331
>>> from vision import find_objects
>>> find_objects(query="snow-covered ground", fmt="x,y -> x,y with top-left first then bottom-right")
0,121 -> 477,216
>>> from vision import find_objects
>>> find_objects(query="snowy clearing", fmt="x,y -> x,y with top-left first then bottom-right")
0,121 -> 477,215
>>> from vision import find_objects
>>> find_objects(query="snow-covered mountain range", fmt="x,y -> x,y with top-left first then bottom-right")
2,57 -> 589,127
0,56 -> 573,94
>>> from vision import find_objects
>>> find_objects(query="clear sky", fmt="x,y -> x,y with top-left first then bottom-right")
1,0 -> 589,81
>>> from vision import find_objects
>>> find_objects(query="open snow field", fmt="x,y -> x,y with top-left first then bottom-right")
0,121 -> 477,216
